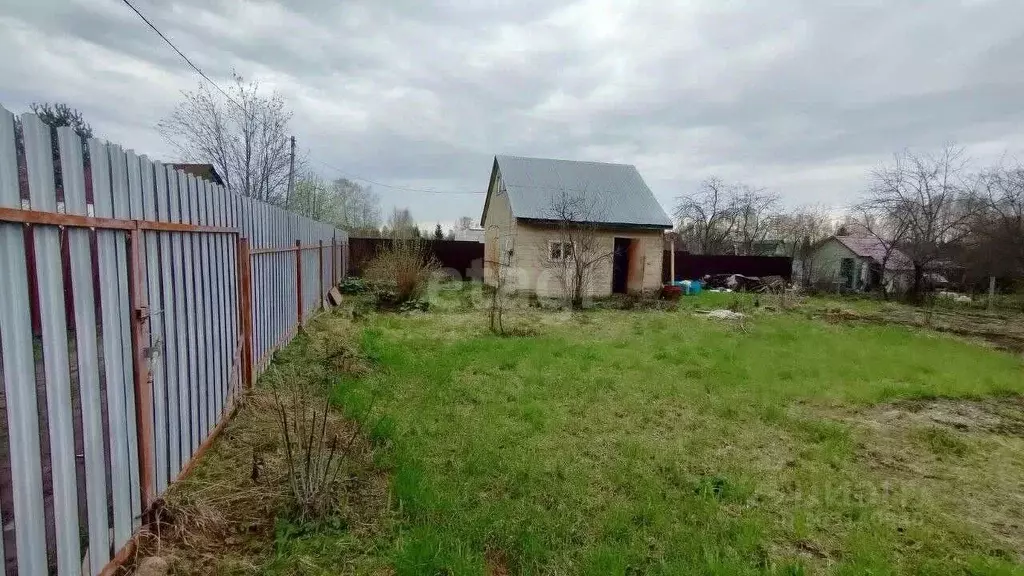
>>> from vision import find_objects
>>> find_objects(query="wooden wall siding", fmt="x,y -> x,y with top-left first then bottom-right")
0,105 -> 348,575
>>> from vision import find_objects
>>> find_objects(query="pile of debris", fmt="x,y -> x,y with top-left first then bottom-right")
701,274 -> 785,293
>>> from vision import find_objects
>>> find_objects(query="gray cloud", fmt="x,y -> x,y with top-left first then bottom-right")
2,0 -> 1023,226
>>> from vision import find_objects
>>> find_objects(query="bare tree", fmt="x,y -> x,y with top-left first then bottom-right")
864,146 -> 980,301
541,187 -> 613,309
455,216 -> 476,231
674,177 -> 737,254
159,74 -> 294,203
973,164 -> 1024,279
848,204 -> 913,298
773,205 -> 833,285
333,178 -> 382,234
733,185 -> 781,255
384,207 -> 418,238
486,231 -> 515,334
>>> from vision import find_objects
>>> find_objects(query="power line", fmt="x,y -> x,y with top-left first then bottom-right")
122,0 -> 485,197
120,0 -> 244,110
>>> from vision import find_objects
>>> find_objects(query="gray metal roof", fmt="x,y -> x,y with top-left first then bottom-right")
494,155 -> 672,228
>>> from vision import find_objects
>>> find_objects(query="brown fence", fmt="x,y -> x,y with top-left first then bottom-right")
662,253 -> 793,282
349,237 -> 484,279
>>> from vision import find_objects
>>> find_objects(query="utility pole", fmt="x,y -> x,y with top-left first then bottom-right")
285,135 -> 296,208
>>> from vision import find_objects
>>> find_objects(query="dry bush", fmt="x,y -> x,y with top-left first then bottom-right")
363,237 -> 440,304
133,312 -> 387,573
270,375 -> 373,521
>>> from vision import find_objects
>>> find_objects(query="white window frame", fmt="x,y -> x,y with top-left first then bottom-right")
548,240 -> 573,262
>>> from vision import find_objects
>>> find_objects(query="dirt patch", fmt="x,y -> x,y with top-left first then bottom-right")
812,304 -> 1024,354
485,549 -> 510,576
861,396 -> 1024,437
822,396 -> 1024,560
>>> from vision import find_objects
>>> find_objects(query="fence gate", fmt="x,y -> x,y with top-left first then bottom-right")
0,104 -> 345,575
0,106 -> 249,575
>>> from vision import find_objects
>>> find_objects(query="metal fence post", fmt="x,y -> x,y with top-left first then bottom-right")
295,239 -> 303,327
332,236 -> 338,285
318,239 -> 324,309
237,237 -> 253,389
126,226 -> 155,510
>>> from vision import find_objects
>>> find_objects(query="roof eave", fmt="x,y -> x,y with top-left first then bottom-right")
517,216 -> 673,230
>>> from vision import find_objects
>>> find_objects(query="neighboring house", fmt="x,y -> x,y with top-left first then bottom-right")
481,155 -> 672,297
172,163 -> 225,186
809,235 -> 913,292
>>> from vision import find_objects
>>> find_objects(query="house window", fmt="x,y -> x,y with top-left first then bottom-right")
549,241 -> 573,261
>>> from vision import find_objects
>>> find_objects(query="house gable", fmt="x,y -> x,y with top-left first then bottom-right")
818,237 -> 862,262
480,157 -> 501,227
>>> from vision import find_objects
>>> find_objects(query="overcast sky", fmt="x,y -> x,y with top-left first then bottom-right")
2,0 -> 1023,228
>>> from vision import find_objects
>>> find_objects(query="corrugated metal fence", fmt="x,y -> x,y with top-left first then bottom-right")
348,237 -> 484,279
0,106 -> 348,575
662,253 -> 794,282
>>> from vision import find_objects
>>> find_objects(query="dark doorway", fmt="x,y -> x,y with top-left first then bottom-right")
612,237 -> 631,294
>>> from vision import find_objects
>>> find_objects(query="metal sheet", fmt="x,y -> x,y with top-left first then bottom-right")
90,140 -> 135,553
203,180 -> 224,421
60,126 -> 111,575
139,156 -> 168,496
178,173 -> 200,456
155,164 -> 181,481
112,147 -> 142,530
23,113 -> 82,575
215,184 -> 228,415
186,176 -> 207,444
198,180 -> 215,432
0,105 -> 47,576
212,186 -> 229,409
493,155 -> 672,227
199,179 -> 214,433
167,169 -> 191,473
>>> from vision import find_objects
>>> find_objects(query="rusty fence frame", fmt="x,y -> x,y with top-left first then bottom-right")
248,239 -> 337,371
0,205 -> 347,574
0,207 -> 255,575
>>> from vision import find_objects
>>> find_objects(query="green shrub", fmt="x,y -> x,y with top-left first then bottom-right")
339,277 -> 368,294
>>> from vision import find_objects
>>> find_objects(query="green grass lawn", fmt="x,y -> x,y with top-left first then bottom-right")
291,292 -> 1024,575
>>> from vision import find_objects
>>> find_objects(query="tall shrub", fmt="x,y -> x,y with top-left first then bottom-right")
363,237 -> 439,303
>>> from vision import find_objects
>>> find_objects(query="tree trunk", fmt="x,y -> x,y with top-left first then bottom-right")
911,263 -> 925,305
